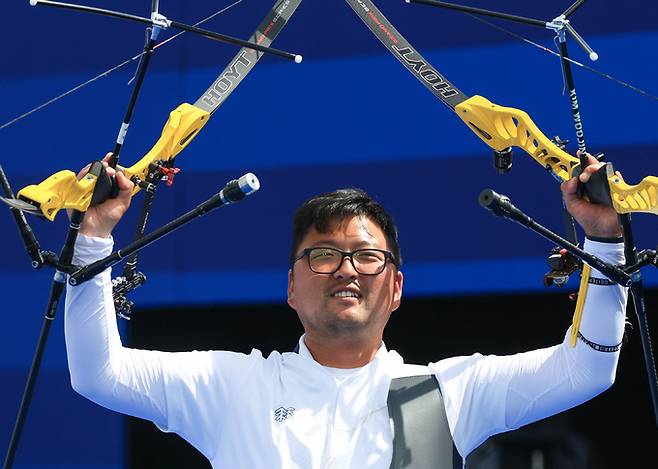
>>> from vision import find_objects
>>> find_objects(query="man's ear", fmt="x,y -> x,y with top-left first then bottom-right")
287,269 -> 295,309
391,270 -> 403,312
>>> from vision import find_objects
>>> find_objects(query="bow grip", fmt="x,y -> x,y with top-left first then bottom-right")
89,160 -> 119,206
573,162 -> 614,207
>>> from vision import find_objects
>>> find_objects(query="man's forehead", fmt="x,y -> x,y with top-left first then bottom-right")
303,215 -> 384,244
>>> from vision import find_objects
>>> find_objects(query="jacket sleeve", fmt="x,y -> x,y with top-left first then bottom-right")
64,235 -> 261,459
432,239 -> 628,458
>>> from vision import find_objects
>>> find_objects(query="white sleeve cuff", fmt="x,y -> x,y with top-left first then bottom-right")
583,238 -> 625,278
73,234 -> 114,266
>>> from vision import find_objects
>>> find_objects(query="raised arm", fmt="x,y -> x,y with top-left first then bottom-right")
434,154 -> 628,458
64,155 -> 247,458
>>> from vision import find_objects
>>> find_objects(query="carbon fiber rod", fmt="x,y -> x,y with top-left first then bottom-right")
30,0 -> 302,62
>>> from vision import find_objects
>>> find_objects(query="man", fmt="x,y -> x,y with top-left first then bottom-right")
65,153 -> 627,468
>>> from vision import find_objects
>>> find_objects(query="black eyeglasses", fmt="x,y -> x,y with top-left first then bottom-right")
293,247 -> 397,275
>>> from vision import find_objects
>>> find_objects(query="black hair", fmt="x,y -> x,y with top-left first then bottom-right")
290,188 -> 402,267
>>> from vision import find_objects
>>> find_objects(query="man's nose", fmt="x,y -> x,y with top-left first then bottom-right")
333,255 -> 358,278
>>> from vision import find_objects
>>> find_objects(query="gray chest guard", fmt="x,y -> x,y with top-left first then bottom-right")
388,375 -> 462,469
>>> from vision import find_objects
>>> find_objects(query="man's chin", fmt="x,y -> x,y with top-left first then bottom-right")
325,309 -> 370,333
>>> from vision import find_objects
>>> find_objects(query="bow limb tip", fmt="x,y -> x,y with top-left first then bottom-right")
0,196 -> 45,218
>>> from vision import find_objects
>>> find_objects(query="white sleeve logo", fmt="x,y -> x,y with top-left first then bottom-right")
273,406 -> 296,422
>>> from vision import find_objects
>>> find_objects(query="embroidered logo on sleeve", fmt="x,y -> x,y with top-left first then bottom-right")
274,406 -> 295,422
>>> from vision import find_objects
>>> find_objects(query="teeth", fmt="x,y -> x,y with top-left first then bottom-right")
333,291 -> 360,298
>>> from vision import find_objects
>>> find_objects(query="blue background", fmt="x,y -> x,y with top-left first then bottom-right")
1,0 -> 657,467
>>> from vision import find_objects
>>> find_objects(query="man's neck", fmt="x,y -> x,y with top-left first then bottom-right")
303,334 -> 382,368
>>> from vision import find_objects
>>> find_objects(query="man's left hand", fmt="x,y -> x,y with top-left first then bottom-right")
561,152 -> 623,239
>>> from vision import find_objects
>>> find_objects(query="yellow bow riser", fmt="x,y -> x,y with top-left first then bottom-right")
609,174 -> 658,215
455,95 -> 658,216
455,95 -> 581,181
16,103 -> 209,221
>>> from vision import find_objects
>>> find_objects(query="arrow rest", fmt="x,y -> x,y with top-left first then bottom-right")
158,162 -> 181,187
550,135 -> 569,151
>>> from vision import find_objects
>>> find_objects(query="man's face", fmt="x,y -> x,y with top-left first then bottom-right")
287,215 -> 403,342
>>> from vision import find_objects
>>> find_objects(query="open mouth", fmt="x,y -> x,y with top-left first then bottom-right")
331,290 -> 361,299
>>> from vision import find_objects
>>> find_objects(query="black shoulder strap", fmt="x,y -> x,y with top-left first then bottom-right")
388,375 -> 462,469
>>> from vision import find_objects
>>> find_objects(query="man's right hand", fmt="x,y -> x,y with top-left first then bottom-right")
77,152 -> 134,238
